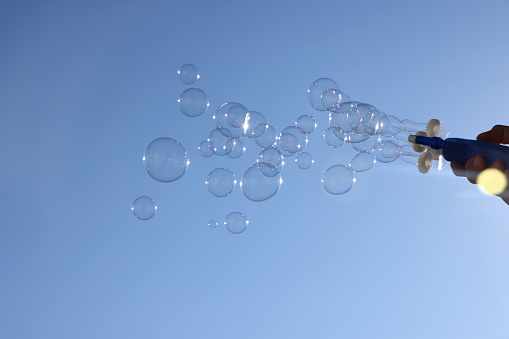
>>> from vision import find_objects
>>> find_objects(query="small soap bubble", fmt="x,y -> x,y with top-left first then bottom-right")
351,136 -> 380,152
144,138 -> 189,182
227,138 -> 245,159
225,212 -> 249,234
209,128 -> 235,156
255,123 -> 277,148
178,88 -> 209,117
324,127 -> 344,148
350,152 -> 376,172
257,146 -> 283,177
132,196 -> 157,220
178,64 -> 199,84
206,168 -> 236,197
296,114 -> 316,134
227,104 -> 248,129
295,152 -> 313,170
308,78 -> 340,111
209,220 -> 218,228
375,140 -> 400,163
199,140 -> 214,158
379,114 -> 402,137
214,102 -> 246,138
279,126 -> 307,154
244,111 -> 267,138
241,163 -> 282,201
321,89 -> 352,111
322,165 -> 355,195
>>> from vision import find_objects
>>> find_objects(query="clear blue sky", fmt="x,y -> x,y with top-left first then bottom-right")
1,0 -> 509,338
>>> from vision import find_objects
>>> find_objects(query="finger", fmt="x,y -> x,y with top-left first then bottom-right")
465,155 -> 486,184
450,161 -> 466,177
489,159 -> 506,172
477,125 -> 509,144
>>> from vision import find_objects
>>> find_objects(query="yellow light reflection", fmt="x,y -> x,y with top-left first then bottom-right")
476,168 -> 507,196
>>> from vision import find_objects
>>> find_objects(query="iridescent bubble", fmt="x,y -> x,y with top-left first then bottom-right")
208,220 -> 218,228
379,114 -> 402,137
279,126 -> 307,154
257,146 -> 283,177
350,152 -> 376,172
375,140 -> 400,163
322,165 -> 355,195
296,114 -> 316,134
209,128 -> 235,156
308,78 -> 340,111
225,212 -> 249,234
295,152 -> 313,169
321,89 -> 352,111
324,127 -> 344,148
245,111 -> 266,138
132,196 -> 157,221
144,138 -> 189,182
178,64 -> 199,84
351,136 -> 380,152
206,168 -> 236,197
198,140 -> 213,158
213,102 -> 246,138
241,163 -> 282,202
227,138 -> 245,159
255,123 -> 277,148
178,88 -> 209,117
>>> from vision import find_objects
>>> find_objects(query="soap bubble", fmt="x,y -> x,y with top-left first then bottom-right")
225,212 -> 249,234
295,152 -> 313,169
324,127 -> 344,148
329,101 -> 361,133
178,64 -> 199,84
401,119 -> 427,132
380,114 -> 402,137
308,78 -> 340,111
257,146 -> 283,177
209,128 -> 235,156
209,220 -> 218,228
214,102 -> 246,138
255,123 -> 277,148
206,168 -> 236,197
355,108 -> 384,136
350,152 -> 376,172
178,88 -> 209,117
321,89 -> 352,111
245,111 -> 266,138
132,196 -> 157,220
375,140 -> 400,163
296,114 -> 316,134
144,138 -> 189,182
322,165 -> 355,195
227,104 -> 248,129
198,140 -> 214,158
227,138 -> 245,159
398,145 -> 420,165
351,136 -> 380,152
279,126 -> 307,154
339,130 -> 371,144
241,163 -> 282,202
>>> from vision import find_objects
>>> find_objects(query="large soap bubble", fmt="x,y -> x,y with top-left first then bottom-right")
178,64 -> 199,84
178,88 -> 209,117
144,138 -> 189,182
308,78 -> 340,111
132,196 -> 157,220
322,165 -> 355,195
351,136 -> 380,152
206,168 -> 236,197
213,102 -> 247,138
225,212 -> 249,234
241,163 -> 282,202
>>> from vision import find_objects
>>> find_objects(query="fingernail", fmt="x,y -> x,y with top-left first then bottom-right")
473,156 -> 482,169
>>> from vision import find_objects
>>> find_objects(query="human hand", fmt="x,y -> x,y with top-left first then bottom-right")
450,125 -> 509,205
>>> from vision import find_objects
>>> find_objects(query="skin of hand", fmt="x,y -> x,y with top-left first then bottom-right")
450,125 -> 509,205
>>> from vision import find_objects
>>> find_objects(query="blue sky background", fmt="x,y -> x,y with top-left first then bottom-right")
1,0 -> 509,338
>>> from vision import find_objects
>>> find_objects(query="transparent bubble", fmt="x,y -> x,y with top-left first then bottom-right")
144,138 -> 189,182
339,130 -> 371,144
350,152 -> 376,172
206,168 -> 236,197
208,128 -> 235,156
295,114 -> 316,134
322,165 -> 355,195
379,114 -> 402,137
279,126 -> 307,154
295,152 -> 313,169
355,108 -> 384,136
324,127 -> 344,148
257,146 -> 283,177
401,119 -> 427,132
393,130 -> 412,143
227,138 -> 245,159
178,88 -> 209,117
209,220 -> 218,228
227,104 -> 248,129
241,163 -> 282,202
225,212 -> 249,234
398,145 -> 420,165
213,102 -> 246,138
308,78 -> 340,111
198,140 -> 214,158
375,140 -> 400,163
321,89 -> 352,111
245,111 -> 266,138
329,101 -> 361,133
178,64 -> 199,84
255,123 -> 277,148
351,136 -> 380,152
132,196 -> 157,221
